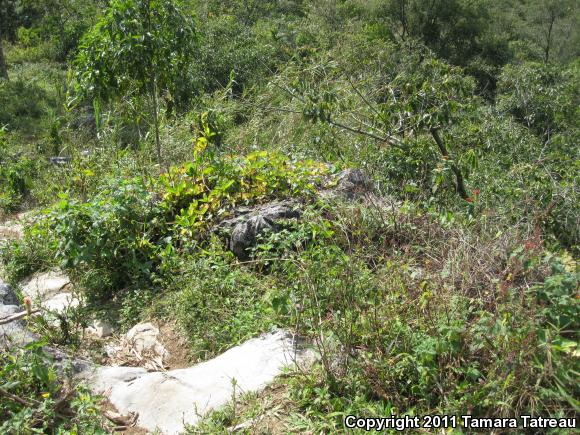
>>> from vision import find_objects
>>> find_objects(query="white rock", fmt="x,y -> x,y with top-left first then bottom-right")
85,319 -> 114,338
44,292 -> 80,312
85,330 -> 315,434
21,270 -> 80,315
22,270 -> 71,300
125,322 -> 168,356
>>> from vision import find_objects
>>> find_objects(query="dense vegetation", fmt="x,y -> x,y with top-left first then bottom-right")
0,0 -> 578,432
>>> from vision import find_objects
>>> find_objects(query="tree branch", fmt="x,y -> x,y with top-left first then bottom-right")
430,128 -> 469,200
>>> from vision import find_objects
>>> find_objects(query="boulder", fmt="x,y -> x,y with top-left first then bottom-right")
320,168 -> 372,200
85,319 -> 114,339
22,270 -> 71,299
216,200 -> 301,260
84,330 -> 316,434
1,279 -> 92,374
0,282 -> 18,305
0,280 -> 36,348
125,322 -> 168,358
212,170 -> 371,259
21,270 -> 79,314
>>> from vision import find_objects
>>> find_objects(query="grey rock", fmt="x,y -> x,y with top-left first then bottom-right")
0,304 -> 36,348
0,281 -> 36,348
0,282 -> 89,374
213,169 -> 370,259
217,200 -> 301,260
0,281 -> 18,305
85,319 -> 114,338
49,156 -> 71,165
330,168 -> 372,199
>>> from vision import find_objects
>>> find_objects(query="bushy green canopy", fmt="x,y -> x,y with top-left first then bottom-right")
73,0 -> 198,107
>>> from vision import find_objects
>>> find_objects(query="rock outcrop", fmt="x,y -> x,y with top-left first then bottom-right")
319,168 -> 372,200
84,330 -> 315,434
21,270 -> 79,313
0,280 -> 36,348
213,169 -> 373,259
215,200 -> 301,260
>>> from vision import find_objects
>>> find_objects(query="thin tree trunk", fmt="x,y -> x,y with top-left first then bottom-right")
0,34 -> 9,80
430,128 -> 469,200
544,11 -> 555,64
144,0 -> 161,167
400,0 -> 408,40
151,78 -> 162,166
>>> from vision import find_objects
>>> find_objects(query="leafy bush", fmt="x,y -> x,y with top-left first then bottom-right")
160,150 -> 329,236
275,245 -> 577,427
0,79 -> 47,131
5,151 -> 328,303
497,61 -> 579,138
46,177 -> 166,300
0,130 -> 39,215
0,341 -> 105,433
197,14 -> 277,95
174,242 -> 275,360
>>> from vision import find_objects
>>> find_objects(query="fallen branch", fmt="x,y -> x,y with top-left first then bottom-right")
0,386 -> 39,407
0,309 -> 40,325
104,410 -> 138,427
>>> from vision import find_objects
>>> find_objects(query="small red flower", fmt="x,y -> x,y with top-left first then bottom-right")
472,189 -> 480,196
465,197 -> 473,203
23,297 -> 32,315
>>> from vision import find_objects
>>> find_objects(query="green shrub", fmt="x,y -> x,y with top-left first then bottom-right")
5,151 -> 328,303
46,177 -> 166,301
158,150 -> 328,237
497,61 -> 579,138
174,242 -> 275,360
272,229 -> 579,424
0,341 -> 105,433
0,130 -> 39,215
0,79 -> 47,131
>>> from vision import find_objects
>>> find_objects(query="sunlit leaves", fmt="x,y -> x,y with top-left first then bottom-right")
73,0 -> 198,105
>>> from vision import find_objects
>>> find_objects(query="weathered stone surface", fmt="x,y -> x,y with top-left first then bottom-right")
85,319 -> 114,338
22,270 -> 71,300
320,168 -> 372,200
125,322 -> 168,358
0,304 -> 36,348
21,270 -> 80,314
84,330 -> 315,434
217,200 -> 301,260
0,282 -> 18,305
0,280 -> 36,348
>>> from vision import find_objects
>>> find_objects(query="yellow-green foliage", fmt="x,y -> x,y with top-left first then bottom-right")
158,151 -> 329,236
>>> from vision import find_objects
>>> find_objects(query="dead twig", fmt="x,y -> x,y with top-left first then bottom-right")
0,309 -> 41,325
104,410 -> 139,427
0,386 -> 39,407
